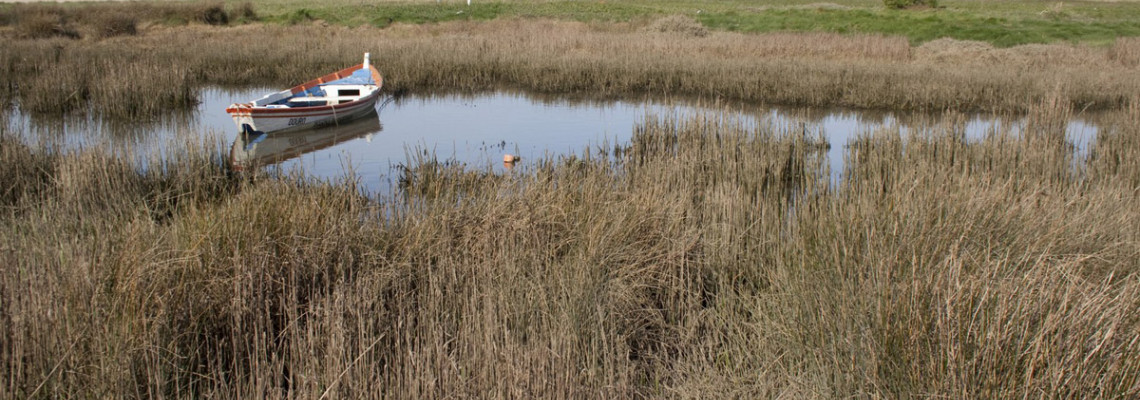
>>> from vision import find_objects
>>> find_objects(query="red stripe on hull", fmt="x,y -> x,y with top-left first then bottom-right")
230,98 -> 375,118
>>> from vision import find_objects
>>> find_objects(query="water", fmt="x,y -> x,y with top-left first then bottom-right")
5,87 -> 1102,194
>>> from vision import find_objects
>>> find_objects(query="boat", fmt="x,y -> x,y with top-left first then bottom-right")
230,107 -> 382,171
225,53 -> 383,135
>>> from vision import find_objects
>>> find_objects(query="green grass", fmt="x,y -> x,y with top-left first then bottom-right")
237,0 -> 1140,46
698,6 -> 1140,47
4,0 -> 1139,45
259,1 -> 661,27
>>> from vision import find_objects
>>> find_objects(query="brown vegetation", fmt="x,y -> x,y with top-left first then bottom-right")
2,92 -> 1139,397
2,6 -> 1139,397
91,14 -> 138,39
642,15 -> 708,37
2,19 -> 1139,118
0,1 -> 252,40
1109,36 -> 1140,67
13,8 -> 79,39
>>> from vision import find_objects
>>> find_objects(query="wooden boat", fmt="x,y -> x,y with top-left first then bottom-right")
225,53 -> 383,135
230,107 -> 382,171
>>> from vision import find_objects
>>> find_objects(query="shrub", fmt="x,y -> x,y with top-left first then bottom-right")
285,8 -> 316,25
0,10 -> 15,27
16,12 -> 80,39
197,4 -> 229,26
884,0 -> 938,10
94,14 -> 138,38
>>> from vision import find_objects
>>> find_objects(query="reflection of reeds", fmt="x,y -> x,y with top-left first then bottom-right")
3,18 -> 1140,118
4,101 -> 1139,397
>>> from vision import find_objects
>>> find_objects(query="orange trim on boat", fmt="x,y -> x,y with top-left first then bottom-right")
293,64 -> 364,93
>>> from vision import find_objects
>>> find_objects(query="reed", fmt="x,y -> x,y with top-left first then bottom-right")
0,1 -> 256,31
2,18 -> 1139,119
1109,37 -> 1140,67
3,93 -> 1138,397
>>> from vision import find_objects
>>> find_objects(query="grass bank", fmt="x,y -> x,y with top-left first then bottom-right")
245,0 -> 1140,47
2,19 -> 1139,119
4,0 -> 1139,46
3,92 -> 1139,398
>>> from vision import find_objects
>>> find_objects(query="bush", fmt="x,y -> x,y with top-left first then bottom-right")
884,0 -> 938,10
285,8 -> 316,25
197,4 -> 229,26
16,13 -> 80,39
94,14 -> 138,38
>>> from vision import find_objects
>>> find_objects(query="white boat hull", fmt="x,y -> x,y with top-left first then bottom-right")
228,92 -> 379,135
226,54 -> 384,135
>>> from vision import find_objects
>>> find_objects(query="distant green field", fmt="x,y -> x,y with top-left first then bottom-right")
2,0 -> 1137,46
245,0 -> 1140,46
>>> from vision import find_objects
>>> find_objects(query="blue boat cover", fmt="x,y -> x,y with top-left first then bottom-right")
326,68 -> 374,85
263,67 -> 374,106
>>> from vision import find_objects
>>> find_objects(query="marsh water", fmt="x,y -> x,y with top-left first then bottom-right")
5,87 -> 1101,195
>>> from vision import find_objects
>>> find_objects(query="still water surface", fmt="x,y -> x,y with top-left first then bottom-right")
6,87 -> 1100,195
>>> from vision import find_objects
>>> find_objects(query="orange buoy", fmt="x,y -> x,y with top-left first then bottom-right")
503,154 -> 520,163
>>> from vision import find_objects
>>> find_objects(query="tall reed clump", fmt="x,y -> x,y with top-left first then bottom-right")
1088,97 -> 1140,189
7,42 -> 198,118
1109,37 -> 1140,67
4,95 -> 1138,397
0,129 -> 241,398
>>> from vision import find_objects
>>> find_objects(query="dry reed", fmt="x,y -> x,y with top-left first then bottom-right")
2,19 -> 1139,119
2,90 -> 1138,398
1109,37 -> 1140,67
0,1 -> 251,40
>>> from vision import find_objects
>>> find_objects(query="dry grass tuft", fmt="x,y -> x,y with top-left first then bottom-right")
914,38 -> 1107,69
1109,37 -> 1140,67
91,14 -> 137,38
643,14 -> 708,37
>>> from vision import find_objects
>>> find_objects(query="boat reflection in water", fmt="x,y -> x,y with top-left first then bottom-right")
229,108 -> 382,171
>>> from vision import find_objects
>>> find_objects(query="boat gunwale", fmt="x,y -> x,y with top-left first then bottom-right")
225,63 -> 384,115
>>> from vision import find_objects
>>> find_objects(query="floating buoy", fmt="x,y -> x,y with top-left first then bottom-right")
503,154 -> 520,164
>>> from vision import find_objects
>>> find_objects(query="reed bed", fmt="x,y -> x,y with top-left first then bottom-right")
3,92 -> 1139,398
2,18 -> 1139,118
0,1 -> 255,38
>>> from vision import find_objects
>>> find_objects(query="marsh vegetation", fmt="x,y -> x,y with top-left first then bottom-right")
2,15 -> 1140,117
2,0 -> 1140,398
4,94 -> 1140,398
